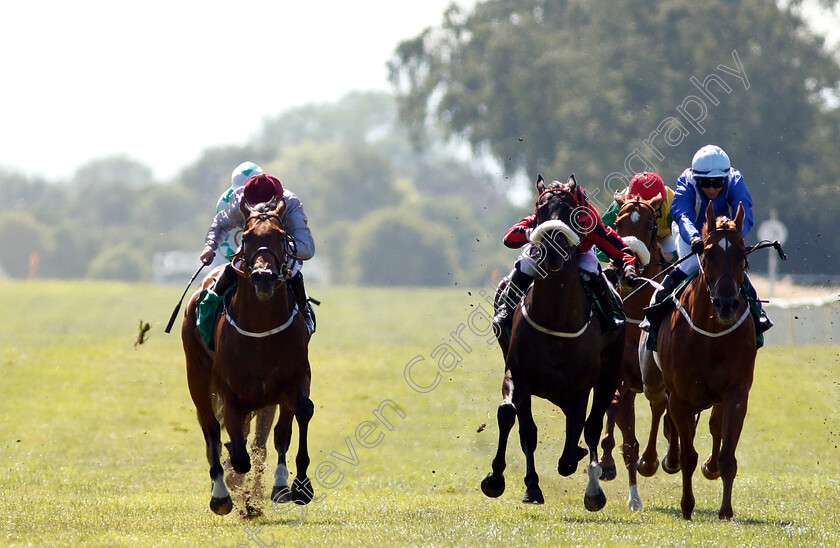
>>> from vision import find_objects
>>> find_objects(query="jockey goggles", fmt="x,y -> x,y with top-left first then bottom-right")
697,176 -> 726,189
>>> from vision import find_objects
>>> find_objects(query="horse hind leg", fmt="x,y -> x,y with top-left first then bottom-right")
702,403 -> 723,481
270,407 -> 294,504
598,389 -> 620,481
481,370 -> 516,498
616,391 -> 642,510
188,369 -> 232,515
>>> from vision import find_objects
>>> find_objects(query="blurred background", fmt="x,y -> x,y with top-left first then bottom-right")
1,0 -> 839,289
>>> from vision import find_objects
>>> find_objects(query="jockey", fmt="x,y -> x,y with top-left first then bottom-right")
208,161 -> 264,268
493,179 -> 640,330
598,171 -> 677,263
643,144 -> 772,334
200,172 -> 316,332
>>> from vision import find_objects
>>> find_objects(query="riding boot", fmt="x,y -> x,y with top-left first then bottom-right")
742,275 -> 773,335
589,271 -> 624,332
212,263 -> 238,296
642,269 -> 688,330
492,266 -> 534,328
288,272 -> 315,334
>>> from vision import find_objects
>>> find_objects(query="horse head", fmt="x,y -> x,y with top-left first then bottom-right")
528,174 -> 584,272
614,194 -> 662,270
700,201 -> 748,323
234,198 -> 291,302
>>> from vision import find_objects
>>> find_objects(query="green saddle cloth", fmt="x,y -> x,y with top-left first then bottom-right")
196,285 -> 235,350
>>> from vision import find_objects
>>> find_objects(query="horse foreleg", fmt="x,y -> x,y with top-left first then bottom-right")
662,411 -> 681,474
717,391 -> 749,521
558,396 -> 589,477
290,391 -> 315,505
616,391 -> 642,510
187,367 -> 232,515
222,394 -> 250,474
270,407 -> 294,503
668,395 -> 698,520
583,364 -> 619,513
516,395 -> 543,504
702,403 -> 723,481
481,369 -> 516,498
598,389 -> 620,481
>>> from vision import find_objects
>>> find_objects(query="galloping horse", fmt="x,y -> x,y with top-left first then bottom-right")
597,194 -> 667,511
646,202 -> 757,520
481,175 -> 624,510
182,197 -> 314,515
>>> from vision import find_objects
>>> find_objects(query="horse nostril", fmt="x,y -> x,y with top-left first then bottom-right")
712,298 -> 722,308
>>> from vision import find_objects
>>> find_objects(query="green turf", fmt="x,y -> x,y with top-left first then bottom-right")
0,280 -> 838,547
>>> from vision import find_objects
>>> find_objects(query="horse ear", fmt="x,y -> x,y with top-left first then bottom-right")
568,173 -> 578,189
274,197 -> 287,218
239,196 -> 254,219
734,202 -> 745,232
613,190 -> 625,207
649,195 -> 664,211
705,200 -> 716,230
536,174 -> 546,193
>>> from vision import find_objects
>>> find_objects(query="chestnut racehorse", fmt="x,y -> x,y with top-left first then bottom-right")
481,175 -> 624,510
597,194 -> 668,511
646,202 -> 757,520
182,198 -> 314,515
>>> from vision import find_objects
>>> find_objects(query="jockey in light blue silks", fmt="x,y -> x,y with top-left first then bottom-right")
200,165 -> 316,333
643,145 -> 772,336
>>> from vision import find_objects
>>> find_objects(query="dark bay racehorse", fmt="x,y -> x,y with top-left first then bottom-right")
481,175 -> 624,510
182,198 -> 314,515
647,202 -> 757,520
597,194 -> 666,510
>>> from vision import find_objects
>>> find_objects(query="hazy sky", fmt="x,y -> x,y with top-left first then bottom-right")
0,1 -> 474,181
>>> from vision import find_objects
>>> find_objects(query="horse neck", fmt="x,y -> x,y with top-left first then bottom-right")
231,278 -> 293,331
527,258 -> 588,328
682,273 -> 718,326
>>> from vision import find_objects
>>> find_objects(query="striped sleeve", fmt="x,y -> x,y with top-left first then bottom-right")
503,214 -> 536,249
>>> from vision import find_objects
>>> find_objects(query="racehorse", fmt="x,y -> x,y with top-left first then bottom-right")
645,202 -> 757,520
481,175 -> 624,510
596,194 -> 667,511
182,197 -> 314,515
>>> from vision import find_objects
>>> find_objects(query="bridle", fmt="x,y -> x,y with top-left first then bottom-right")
697,227 -> 746,307
616,199 -> 665,268
232,213 -> 298,282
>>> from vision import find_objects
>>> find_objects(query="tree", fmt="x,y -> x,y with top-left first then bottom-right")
344,207 -> 459,286
0,210 -> 55,278
72,155 -> 154,188
389,0 -> 840,271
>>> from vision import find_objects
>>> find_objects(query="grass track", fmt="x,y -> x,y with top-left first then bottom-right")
0,280 -> 838,547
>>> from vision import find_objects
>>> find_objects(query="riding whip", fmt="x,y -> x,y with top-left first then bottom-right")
164,264 -> 205,334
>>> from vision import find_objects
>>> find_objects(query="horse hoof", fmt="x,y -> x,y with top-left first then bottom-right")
662,455 -> 680,474
584,489 -> 607,512
599,463 -> 617,481
291,477 -> 314,505
558,459 -> 577,477
481,473 -> 505,498
271,485 -> 291,504
701,462 -> 720,480
231,454 -> 251,475
210,495 -> 233,516
522,487 -> 544,504
637,457 -> 659,477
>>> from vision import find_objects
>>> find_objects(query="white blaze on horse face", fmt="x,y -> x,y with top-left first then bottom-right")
630,211 -> 641,223
718,238 -> 729,252
211,474 -> 230,499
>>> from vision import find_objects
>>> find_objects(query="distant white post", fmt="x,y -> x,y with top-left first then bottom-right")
757,209 -> 788,299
